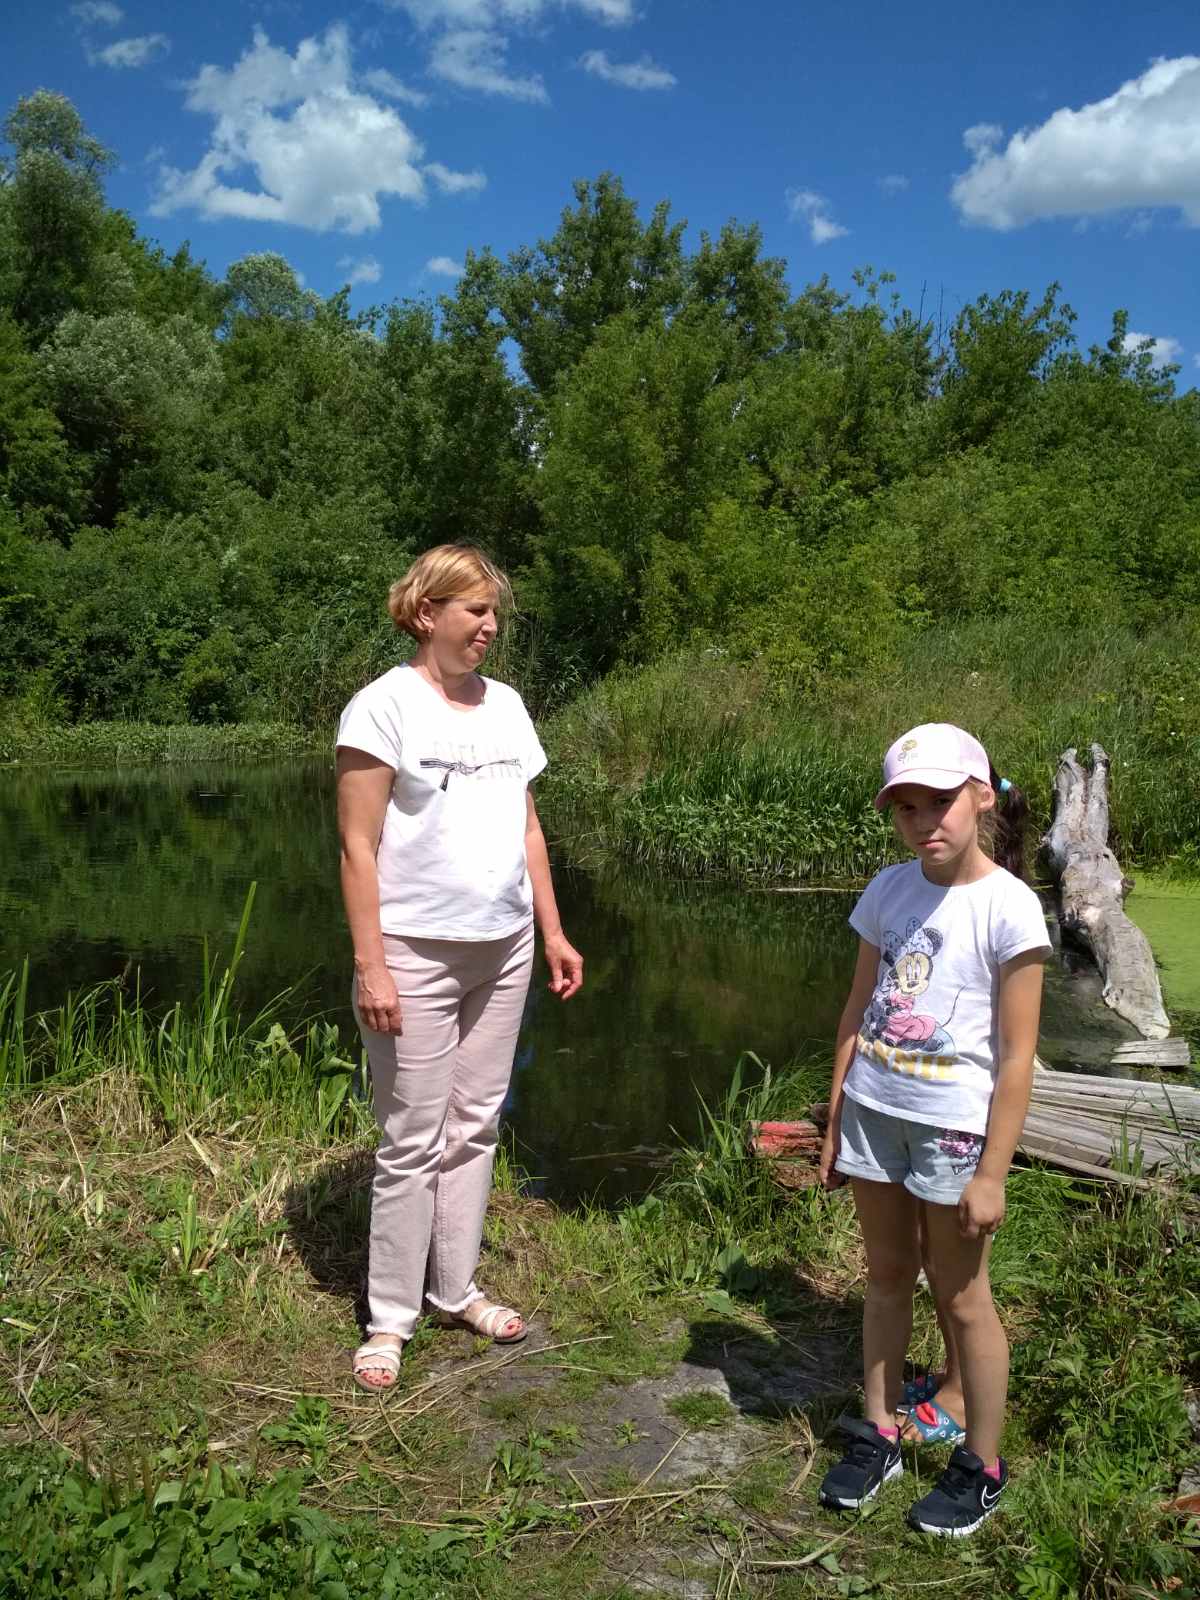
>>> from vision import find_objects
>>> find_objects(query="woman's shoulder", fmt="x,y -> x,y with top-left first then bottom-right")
347,665 -> 410,706
338,666 -> 410,729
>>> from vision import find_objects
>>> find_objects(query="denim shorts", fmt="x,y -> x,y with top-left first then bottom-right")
835,1096 -> 985,1205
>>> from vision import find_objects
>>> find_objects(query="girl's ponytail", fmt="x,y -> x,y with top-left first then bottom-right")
988,762 -> 1030,880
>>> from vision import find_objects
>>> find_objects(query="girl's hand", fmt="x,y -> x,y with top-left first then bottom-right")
543,931 -> 584,1000
356,963 -> 403,1034
958,1175 -> 1005,1239
819,1126 -> 846,1190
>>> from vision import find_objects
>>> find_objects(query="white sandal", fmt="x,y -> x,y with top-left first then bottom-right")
437,1298 -> 527,1344
352,1339 -> 404,1392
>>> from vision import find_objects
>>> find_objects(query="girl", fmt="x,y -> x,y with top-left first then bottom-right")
337,544 -> 583,1393
818,723 -> 1049,1536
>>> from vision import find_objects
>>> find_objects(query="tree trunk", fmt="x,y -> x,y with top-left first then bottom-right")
1042,744 -> 1170,1039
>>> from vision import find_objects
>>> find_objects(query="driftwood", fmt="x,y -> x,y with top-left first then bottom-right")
1042,745 -> 1170,1040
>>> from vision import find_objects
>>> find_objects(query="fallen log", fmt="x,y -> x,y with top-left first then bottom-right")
1042,745 -> 1171,1040
748,1070 -> 1200,1188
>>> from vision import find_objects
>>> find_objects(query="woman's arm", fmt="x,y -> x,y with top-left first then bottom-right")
820,938 -> 882,1187
958,949 -> 1045,1238
336,747 -> 403,1034
524,790 -> 583,1000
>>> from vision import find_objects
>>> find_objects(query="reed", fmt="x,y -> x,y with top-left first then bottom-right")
540,616 -> 1200,881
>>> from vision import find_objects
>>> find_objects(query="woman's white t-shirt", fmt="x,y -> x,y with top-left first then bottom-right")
843,860 -> 1052,1136
336,665 -> 547,940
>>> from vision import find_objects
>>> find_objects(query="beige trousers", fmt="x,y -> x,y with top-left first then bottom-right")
353,923 -> 535,1339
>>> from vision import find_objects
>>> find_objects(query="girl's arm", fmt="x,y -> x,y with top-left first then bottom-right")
525,790 -> 583,1000
958,949 -> 1046,1238
820,938 -> 881,1188
336,748 -> 403,1034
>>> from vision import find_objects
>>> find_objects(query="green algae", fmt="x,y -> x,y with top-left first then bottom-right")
1125,873 -> 1200,1012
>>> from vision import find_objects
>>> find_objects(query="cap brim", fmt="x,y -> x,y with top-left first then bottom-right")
874,767 -> 971,810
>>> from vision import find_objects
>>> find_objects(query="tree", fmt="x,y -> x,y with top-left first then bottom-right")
456,173 -> 687,397
0,91 -> 115,337
38,310 -> 220,523
0,315 -> 81,532
223,253 -> 321,326
936,284 -> 1075,450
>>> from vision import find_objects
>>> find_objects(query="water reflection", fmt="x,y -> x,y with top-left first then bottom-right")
0,760 -> 1119,1202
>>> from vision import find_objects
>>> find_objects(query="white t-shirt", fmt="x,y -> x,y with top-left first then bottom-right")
336,664 -> 547,940
843,860 -> 1052,1136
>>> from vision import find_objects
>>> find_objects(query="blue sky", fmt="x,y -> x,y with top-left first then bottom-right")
5,1 -> 1198,380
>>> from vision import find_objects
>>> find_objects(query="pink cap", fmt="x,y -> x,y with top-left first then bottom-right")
874,723 -> 991,810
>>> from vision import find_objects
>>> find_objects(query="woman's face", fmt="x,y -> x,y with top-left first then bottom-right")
421,587 -> 499,672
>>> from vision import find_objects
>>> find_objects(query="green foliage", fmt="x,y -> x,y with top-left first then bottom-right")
539,617 -> 1200,878
0,1449 -> 467,1598
0,85 -> 1198,800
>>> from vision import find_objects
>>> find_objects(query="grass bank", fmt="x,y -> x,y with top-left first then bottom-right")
539,618 -> 1200,883
0,719 -> 319,767
1,959 -> 1196,1598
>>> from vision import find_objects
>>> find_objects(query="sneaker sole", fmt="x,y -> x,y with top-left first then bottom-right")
820,1454 -> 902,1510
908,1498 -> 1002,1538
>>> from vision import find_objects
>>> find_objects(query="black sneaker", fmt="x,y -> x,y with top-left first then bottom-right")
907,1446 -> 1008,1537
819,1416 -> 902,1510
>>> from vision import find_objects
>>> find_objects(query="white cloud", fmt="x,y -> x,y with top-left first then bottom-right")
580,49 -> 676,90
338,255 -> 383,285
426,254 -> 465,277
381,0 -> 635,102
72,1 -> 123,23
152,25 -> 483,234
93,33 -> 170,69
425,160 -> 486,193
878,173 -> 909,195
386,0 -> 634,25
362,67 -> 431,107
429,28 -> 547,101
953,56 -> 1200,229
785,188 -> 849,244
1122,331 -> 1182,368
962,122 -> 1003,158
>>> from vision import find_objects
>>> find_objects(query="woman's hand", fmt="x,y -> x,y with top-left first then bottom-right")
819,1125 -> 846,1190
958,1175 -> 1005,1239
356,963 -> 404,1034
543,931 -> 583,1000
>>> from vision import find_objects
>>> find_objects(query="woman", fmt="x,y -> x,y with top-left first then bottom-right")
337,544 -> 583,1392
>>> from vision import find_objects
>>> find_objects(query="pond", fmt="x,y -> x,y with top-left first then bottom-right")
0,759 -> 1136,1202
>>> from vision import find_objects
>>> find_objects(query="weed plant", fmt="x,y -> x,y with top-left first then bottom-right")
1,961 -> 1195,1596
540,617 -> 1200,881
0,719 -> 318,768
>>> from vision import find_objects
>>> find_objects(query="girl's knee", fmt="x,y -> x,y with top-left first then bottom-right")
866,1255 -> 920,1301
942,1284 -> 999,1333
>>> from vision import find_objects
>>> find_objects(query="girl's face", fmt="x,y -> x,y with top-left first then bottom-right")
418,588 -> 499,672
889,780 -> 993,878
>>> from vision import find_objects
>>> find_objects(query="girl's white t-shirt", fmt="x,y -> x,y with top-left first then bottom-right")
843,860 -> 1052,1136
336,665 -> 547,940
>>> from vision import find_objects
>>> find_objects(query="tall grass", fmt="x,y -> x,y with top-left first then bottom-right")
0,890 -> 370,1140
0,719 -> 318,768
539,616 -> 1200,880
647,1055 -> 1199,1598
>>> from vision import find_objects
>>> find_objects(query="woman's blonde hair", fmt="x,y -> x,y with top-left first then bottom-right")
387,544 -> 513,640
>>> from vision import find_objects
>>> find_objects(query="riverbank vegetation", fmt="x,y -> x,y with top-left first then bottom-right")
1,964 -> 1196,1597
538,617 -> 1200,881
3,91 -> 1200,879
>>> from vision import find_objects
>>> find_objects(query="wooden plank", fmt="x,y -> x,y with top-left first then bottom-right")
1111,1039 -> 1191,1066
1017,1137 -> 1153,1187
